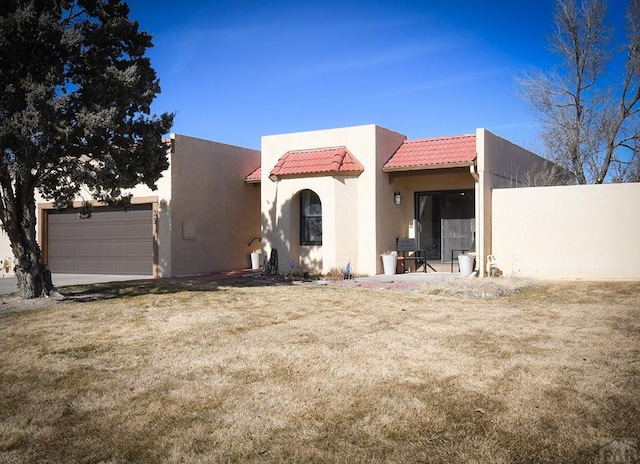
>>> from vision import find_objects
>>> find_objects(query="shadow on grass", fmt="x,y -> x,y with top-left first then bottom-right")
57,274 -> 299,303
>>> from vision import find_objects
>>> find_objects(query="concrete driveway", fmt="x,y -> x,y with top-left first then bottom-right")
0,274 -> 152,295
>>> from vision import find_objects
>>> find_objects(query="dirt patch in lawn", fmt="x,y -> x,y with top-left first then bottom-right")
328,275 -> 537,297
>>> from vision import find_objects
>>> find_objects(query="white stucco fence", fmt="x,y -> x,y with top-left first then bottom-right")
492,182 -> 640,280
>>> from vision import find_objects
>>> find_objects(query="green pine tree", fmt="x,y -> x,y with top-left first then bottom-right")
0,0 -> 174,298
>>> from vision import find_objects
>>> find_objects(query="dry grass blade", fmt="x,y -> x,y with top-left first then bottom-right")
0,279 -> 638,463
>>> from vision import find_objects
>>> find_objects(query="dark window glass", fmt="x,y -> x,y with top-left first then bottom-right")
300,190 -> 322,245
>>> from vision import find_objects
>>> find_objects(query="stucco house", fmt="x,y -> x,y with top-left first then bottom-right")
253,124 -> 556,277
0,124 -> 556,279
3,123 -> 634,281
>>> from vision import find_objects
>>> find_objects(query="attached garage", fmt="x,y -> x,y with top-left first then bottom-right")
45,204 -> 153,275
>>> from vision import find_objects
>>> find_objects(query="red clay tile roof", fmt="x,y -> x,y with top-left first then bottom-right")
245,166 -> 261,183
383,134 -> 477,171
269,146 -> 364,180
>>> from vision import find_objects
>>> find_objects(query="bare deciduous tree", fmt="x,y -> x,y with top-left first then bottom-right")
518,0 -> 640,184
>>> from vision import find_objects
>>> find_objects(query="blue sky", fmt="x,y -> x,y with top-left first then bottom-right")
126,0 -> 628,152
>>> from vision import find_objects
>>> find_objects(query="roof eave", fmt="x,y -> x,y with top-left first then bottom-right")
269,170 -> 364,182
382,161 -> 475,173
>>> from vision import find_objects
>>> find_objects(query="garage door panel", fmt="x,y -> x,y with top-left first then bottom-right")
49,224 -> 73,240
100,227 -> 113,239
47,204 -> 153,275
99,243 -> 114,255
113,225 -> 127,237
74,227 -> 88,239
74,243 -> 88,255
125,243 -> 143,255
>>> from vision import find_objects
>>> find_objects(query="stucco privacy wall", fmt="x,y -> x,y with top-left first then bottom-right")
261,124 -> 406,275
168,134 -> 260,277
492,182 -> 640,279
476,129 -> 561,276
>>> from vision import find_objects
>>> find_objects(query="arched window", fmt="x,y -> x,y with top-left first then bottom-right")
300,190 -> 322,245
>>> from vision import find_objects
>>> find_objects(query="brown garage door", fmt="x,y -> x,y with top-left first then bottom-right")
47,204 -> 153,275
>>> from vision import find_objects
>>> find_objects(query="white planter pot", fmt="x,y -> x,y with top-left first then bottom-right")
458,254 -> 474,277
250,252 -> 261,270
381,254 -> 397,275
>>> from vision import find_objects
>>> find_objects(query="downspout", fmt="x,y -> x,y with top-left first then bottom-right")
470,164 -> 479,182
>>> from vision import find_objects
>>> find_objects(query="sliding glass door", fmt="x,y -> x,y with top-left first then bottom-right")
415,190 -> 475,262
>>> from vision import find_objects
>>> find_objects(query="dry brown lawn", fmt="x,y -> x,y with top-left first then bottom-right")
0,277 -> 638,463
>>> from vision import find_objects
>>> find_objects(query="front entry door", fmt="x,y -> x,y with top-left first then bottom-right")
416,191 -> 475,262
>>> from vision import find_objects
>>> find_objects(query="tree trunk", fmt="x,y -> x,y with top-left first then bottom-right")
11,209 -> 53,298
3,177 -> 54,299
15,259 -> 49,299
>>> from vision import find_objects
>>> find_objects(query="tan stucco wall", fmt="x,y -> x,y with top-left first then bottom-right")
261,124 -> 405,276
122,144 -> 173,276
477,129 -> 559,276
373,126 -> 411,273
492,183 -> 640,279
168,134 -> 260,277
0,229 -> 13,276
262,175 -> 357,274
